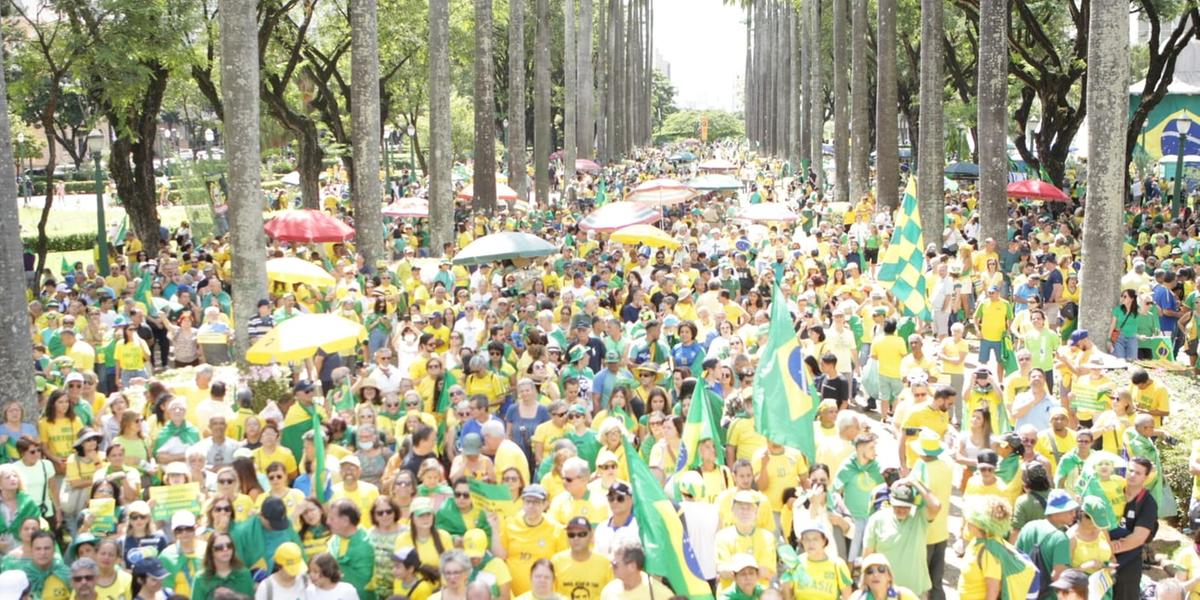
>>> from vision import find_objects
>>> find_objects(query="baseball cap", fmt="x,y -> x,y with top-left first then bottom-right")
733,490 -> 760,505
726,553 -> 758,574
565,516 -> 591,531
1044,489 -> 1079,516
170,510 -> 197,531
521,484 -> 548,501
607,482 -> 632,499
274,542 -> 308,576
163,461 -> 189,476
339,455 -> 361,470
463,528 -> 489,558
889,482 -> 918,508
127,500 -> 151,516
605,350 -> 620,363
132,557 -> 168,579
410,497 -> 434,517
261,496 -> 290,531
64,372 -> 84,385
293,379 -> 315,393
1049,569 -> 1089,594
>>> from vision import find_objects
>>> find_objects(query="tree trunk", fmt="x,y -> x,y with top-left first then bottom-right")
1080,0 -> 1128,338
564,0 -> 578,196
107,66 -> 167,252
596,0 -> 608,162
473,0 -> 497,213
832,0 -> 849,202
745,3 -> 753,144
977,0 -> 1008,247
808,0 -> 824,194
775,1 -> 789,157
219,0 -> 269,363
874,0 -> 899,210
799,1 -> 811,169
534,0 -> 551,205
789,5 -> 801,167
917,0 -> 944,249
577,0 -> 594,158
508,0 -> 528,200
428,0 -> 454,254
849,0 -> 869,201
0,43 -> 38,420
350,0 -> 385,267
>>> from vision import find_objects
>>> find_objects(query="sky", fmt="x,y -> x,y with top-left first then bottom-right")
652,0 -> 746,113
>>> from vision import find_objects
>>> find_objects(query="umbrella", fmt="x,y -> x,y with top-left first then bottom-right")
452,232 -> 557,266
382,197 -> 429,218
944,177 -> 960,192
246,313 -> 367,364
688,174 -> 743,191
1006,179 -> 1070,202
667,151 -> 697,163
737,203 -> 799,223
279,171 -> 329,186
944,161 -> 980,179
697,158 -> 737,172
579,202 -> 662,232
576,158 -> 602,172
628,178 -> 697,206
265,257 -> 337,287
264,209 -> 355,243
456,182 -> 520,202
610,224 -> 680,249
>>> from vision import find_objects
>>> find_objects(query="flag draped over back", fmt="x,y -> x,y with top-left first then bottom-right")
135,274 -> 159,318
877,177 -> 932,321
751,284 -> 817,462
622,439 -> 712,599
677,379 -> 723,471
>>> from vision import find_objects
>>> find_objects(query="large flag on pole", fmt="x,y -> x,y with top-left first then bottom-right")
877,177 -> 932,321
677,379 -> 723,471
311,407 -> 327,502
622,438 -> 713,599
751,283 -> 817,462
134,274 -> 159,318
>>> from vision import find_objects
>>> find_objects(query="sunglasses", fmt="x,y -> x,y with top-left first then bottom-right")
865,566 -> 889,575
130,514 -> 148,521
72,575 -> 96,582
174,526 -> 195,533
454,491 -> 471,499
502,476 -> 521,483
608,495 -> 629,503
567,531 -> 589,539
374,509 -> 396,516
268,474 -> 285,481
212,505 -> 233,513
552,412 -> 567,418
213,543 -> 233,551
218,478 -> 236,485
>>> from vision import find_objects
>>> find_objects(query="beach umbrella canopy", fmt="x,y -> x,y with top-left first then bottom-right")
688,174 -> 743,191
246,313 -> 367,364
667,151 -> 697,163
1006,179 -> 1070,202
697,158 -> 737,172
266,257 -> 337,287
382,197 -> 429,218
452,232 -> 557,265
579,202 -> 663,232
456,182 -> 520,202
576,158 -> 602,172
264,209 -> 355,243
945,161 -> 980,179
737,203 -> 799,223
628,178 -> 698,206
610,224 -> 680,249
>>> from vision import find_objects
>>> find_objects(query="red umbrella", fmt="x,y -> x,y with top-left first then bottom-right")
264,209 -> 355,242
1006,179 -> 1070,202
576,158 -> 602,172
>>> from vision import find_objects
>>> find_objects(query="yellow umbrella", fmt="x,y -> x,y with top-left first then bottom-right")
265,257 -> 337,287
610,224 -> 680,249
245,313 -> 367,364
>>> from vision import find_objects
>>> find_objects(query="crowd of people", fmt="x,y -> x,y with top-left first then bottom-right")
8,141 -> 1200,600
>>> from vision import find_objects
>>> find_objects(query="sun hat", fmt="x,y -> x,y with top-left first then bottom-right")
964,495 -> 1012,538
1043,489 -> 1079,516
909,429 -> 944,458
888,482 -> 918,508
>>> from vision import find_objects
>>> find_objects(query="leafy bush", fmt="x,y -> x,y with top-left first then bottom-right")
31,180 -> 100,195
1158,371 -> 1200,511
22,232 -> 97,253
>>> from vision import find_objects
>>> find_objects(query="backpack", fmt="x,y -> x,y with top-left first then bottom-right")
976,540 -> 1041,600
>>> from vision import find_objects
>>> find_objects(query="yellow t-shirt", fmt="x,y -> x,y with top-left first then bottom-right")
38,417 -> 83,459
331,481 -> 380,527
393,528 -> 454,570
255,488 -> 307,521
958,539 -> 1036,600
751,447 -> 809,512
901,405 -> 950,467
726,417 -> 767,463
41,573 -> 71,599
714,526 -> 776,589
793,555 -> 852,600
548,491 -> 610,526
553,550 -> 615,600
976,299 -> 1012,342
252,446 -> 299,478
870,335 -> 908,379
115,338 -> 149,370
494,441 -> 531,487
1130,380 -> 1169,427
914,458 -> 953,544
715,488 -> 774,531
500,514 -> 566,595
95,569 -> 133,600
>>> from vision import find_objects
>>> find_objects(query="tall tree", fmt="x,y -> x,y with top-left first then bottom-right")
808,0 -> 824,195
350,0 -> 385,267
1079,0 -> 1128,337
428,0 -> 454,253
832,0 -> 849,202
534,0 -> 551,204
596,0 -> 608,161
789,4 -> 801,166
917,0 -> 944,249
577,0 -> 595,158
564,0 -> 578,199
799,0 -> 812,170
473,0 -> 497,213
874,0 -> 899,210
0,38 -> 38,420
220,0 -> 269,363
976,0 -> 1008,246
848,0 -> 869,201
508,0 -> 528,200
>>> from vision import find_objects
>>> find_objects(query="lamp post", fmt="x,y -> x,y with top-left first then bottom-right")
1175,119 -> 1192,216
203,128 -> 215,162
16,132 -> 26,202
383,126 -> 392,198
87,129 -> 109,277
406,125 -> 416,183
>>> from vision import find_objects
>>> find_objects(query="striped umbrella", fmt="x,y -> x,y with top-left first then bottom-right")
736,203 -> 799,223
578,201 -> 662,232
628,178 -> 697,206
382,197 -> 429,218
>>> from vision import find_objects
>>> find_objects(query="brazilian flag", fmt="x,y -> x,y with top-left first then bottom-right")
751,283 -> 818,462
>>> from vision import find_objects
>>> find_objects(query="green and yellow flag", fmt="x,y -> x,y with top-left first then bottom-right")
677,379 -> 723,471
468,478 -> 517,517
135,274 -> 159,318
877,177 -> 932,321
311,406 -> 327,502
751,283 -> 817,462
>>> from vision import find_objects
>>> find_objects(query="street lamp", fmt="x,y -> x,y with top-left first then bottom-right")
204,128 -> 214,162
502,119 -> 509,165
87,128 -> 109,277
1175,119 -> 1192,215
16,132 -> 26,202
406,125 -> 416,183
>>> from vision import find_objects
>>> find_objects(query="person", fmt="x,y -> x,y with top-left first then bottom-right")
855,554 -> 921,600
159,510 -> 206,597
431,550 -> 473,600
958,495 -> 1036,600
131,556 -> 171,600
909,429 -> 953,600
1109,456 -> 1159,599
391,546 -> 440,600
305,552 -> 360,600
325,498 -> 375,598
121,500 -> 168,567
229,495 -> 303,573
1047,569 -> 1090,600
70,556 -> 100,600
254,541 -> 309,600
1014,489 -> 1077,597
791,522 -> 851,600
715,489 -> 777,590
599,543 -> 672,600
498,484 -> 565,595
188,531 -> 254,599
863,479 -> 941,596
834,431 -> 883,563
514,558 -> 566,600
720,553 -> 764,600
94,539 -> 133,598
552,515 -> 613,600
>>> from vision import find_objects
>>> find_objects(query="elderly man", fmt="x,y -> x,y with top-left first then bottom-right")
69,557 -> 99,600
548,457 -> 609,526
600,543 -> 673,600
482,419 -> 530,485
153,398 -> 200,465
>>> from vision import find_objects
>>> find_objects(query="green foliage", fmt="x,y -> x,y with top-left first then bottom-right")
1159,371 -> 1200,509
654,110 -> 744,143
21,232 -> 97,254
652,70 -> 678,132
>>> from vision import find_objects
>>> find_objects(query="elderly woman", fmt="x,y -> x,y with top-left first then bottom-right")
857,554 -> 921,600
431,550 -> 472,600
353,424 -> 392,488
152,397 -> 199,465
958,495 -> 1037,600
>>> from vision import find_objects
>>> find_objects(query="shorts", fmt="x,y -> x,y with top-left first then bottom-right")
878,376 -> 903,402
978,339 -> 1003,365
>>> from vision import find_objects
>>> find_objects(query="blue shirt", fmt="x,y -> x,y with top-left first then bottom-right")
1152,283 -> 1180,332
1014,283 -> 1040,312
1014,391 -> 1056,432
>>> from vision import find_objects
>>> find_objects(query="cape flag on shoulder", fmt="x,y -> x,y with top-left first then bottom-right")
311,406 -> 327,502
751,283 -> 817,462
677,378 -> 723,471
622,438 -> 712,599
60,257 -> 71,276
113,215 -> 128,247
876,177 -> 932,321
134,273 -> 159,318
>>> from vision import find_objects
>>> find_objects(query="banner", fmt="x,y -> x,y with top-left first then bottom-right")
148,482 -> 202,521
468,478 -> 517,517
89,498 -> 116,534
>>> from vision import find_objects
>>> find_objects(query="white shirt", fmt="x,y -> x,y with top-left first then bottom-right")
304,582 -> 359,600
594,513 -> 640,559
193,399 -> 235,433
254,574 -> 308,600
453,315 -> 486,350
367,365 -> 405,396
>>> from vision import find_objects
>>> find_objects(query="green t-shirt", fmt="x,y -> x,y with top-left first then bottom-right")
864,510 -> 932,595
1013,519 -> 1071,600
1112,306 -> 1139,337
834,458 -> 884,520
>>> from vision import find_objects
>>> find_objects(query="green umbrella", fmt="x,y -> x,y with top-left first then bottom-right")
451,232 -> 557,266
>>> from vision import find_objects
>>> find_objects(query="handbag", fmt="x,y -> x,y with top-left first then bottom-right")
1110,311 -> 1133,345
59,458 -> 92,518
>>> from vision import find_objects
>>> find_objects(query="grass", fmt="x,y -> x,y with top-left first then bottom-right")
19,205 -> 189,238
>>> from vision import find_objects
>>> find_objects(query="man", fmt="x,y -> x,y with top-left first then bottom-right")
1024,310 -> 1061,390
1109,456 -> 1159,599
591,350 -> 633,412
721,553 -> 764,600
1035,408 -> 1075,475
816,353 -> 851,409
60,328 -> 95,374
714,491 -> 777,590
753,440 -> 809,518
910,430 -> 953,600
324,499 -> 374,598
569,315 -> 607,372
552,516 -> 615,600
863,479 -> 942,597
1014,489 -> 1077,598
1039,254 -> 1065,325
869,317 -> 908,418
280,379 -> 324,462
1048,568 -> 1090,600
599,543 -> 673,600
246,299 -> 275,343
834,432 -> 883,563
974,284 -> 1014,379
594,482 -> 640,558
899,386 -> 954,474
331,455 -> 380,527
1012,368 -> 1056,432
68,558 -> 99,600
230,496 -> 303,573
482,420 -> 530,485
194,380 -> 234,433
366,349 -> 405,397
548,457 -> 609,526
498,484 -> 565,595
454,302 -> 486,351
194,414 -> 242,472
1130,368 -> 1170,427
25,530 -> 70,598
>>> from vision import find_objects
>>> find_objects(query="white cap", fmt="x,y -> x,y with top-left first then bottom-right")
64,372 -> 85,385
171,510 -> 197,531
0,570 -> 29,600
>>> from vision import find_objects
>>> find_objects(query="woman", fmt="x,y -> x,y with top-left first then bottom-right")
957,495 -> 1036,600
592,387 -> 637,435
1069,497 -> 1115,583
365,297 -> 393,362
464,355 -> 507,411
94,539 -> 133,599
693,438 -> 732,502
189,532 -> 254,599
165,312 -> 201,368
354,424 -> 392,488
514,558 -> 564,600
213,466 -> 257,522
298,498 -> 332,559
854,554 -> 920,600
1093,390 -> 1134,455
429,551 -> 471,600
252,423 -> 298,480
38,389 -> 83,476
637,393 -> 670,449
394,497 -> 453,568
648,415 -> 683,476
233,456 -> 266,500
0,517 -> 40,563
386,470 -> 417,521
1109,289 -> 1140,360
11,438 -> 59,530
306,552 -> 359,599
391,546 -> 440,600
98,393 -> 129,446
255,542 -> 308,600
1010,462 -> 1052,534
114,411 -> 150,475
120,501 -> 168,567
707,319 -> 738,360
258,461 -> 305,520
505,379 -> 549,463
0,465 -> 40,554
63,428 -> 106,530
115,324 -> 152,388
241,415 -> 264,451
954,408 -> 993,492
0,401 -> 37,450
204,497 -> 235,540
369,496 -> 404,596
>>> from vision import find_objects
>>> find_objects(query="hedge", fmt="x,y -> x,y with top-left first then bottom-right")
31,180 -> 100,195
22,232 -> 96,253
